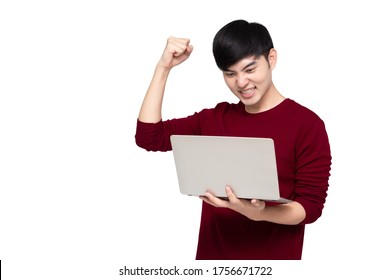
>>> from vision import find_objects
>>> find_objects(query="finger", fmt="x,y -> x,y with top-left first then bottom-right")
251,199 -> 261,207
184,44 -> 194,55
203,192 -> 229,208
173,44 -> 193,59
251,199 -> 265,209
200,195 -> 220,208
168,36 -> 190,45
200,195 -> 217,207
199,195 -> 214,206
167,37 -> 191,56
225,186 -> 239,204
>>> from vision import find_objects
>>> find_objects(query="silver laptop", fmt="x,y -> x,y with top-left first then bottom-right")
170,135 -> 291,203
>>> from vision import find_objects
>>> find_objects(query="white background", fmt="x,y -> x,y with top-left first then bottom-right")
1,0 -> 389,279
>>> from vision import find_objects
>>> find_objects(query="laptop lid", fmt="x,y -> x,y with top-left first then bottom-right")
170,135 -> 291,203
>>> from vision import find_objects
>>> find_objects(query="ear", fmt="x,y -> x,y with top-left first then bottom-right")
268,48 -> 277,70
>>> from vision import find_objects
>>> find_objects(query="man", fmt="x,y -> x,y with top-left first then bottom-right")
135,19 -> 331,260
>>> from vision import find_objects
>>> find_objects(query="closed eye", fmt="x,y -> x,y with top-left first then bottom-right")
223,71 -> 235,78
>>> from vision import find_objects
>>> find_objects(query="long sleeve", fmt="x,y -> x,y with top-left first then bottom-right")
294,118 -> 332,224
134,99 -> 332,260
135,112 -> 202,152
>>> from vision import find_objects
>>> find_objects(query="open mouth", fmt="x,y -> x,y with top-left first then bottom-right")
240,87 -> 256,99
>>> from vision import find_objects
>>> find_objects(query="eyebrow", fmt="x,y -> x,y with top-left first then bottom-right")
242,60 -> 258,71
225,60 -> 258,72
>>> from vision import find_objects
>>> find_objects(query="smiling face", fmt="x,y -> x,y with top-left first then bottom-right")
222,49 -> 282,113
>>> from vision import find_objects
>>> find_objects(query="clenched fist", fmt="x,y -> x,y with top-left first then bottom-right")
158,37 -> 193,70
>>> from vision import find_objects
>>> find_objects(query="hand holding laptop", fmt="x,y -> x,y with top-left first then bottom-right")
200,185 -> 267,221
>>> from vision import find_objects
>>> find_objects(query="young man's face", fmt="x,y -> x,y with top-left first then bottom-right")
222,50 -> 276,113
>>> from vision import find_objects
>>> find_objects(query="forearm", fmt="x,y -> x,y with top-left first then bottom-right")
138,65 -> 170,123
202,187 -> 307,225
138,37 -> 193,123
258,201 -> 306,225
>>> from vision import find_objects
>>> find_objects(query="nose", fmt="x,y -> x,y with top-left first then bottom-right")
236,74 -> 248,88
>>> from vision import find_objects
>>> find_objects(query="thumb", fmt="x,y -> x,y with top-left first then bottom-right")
176,45 -> 193,58
186,45 -> 194,55
172,45 -> 193,66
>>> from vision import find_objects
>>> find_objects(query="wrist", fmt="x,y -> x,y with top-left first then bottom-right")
156,61 -> 173,73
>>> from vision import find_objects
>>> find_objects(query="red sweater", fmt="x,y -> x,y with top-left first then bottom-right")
135,99 -> 331,260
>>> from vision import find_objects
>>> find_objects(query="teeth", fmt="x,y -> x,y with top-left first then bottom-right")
241,88 -> 255,94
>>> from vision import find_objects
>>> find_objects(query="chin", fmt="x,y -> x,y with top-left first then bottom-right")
241,97 -> 260,106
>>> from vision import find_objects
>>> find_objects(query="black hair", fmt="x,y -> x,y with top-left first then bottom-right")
213,19 -> 274,71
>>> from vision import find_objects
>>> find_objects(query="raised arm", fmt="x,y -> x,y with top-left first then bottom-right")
138,37 -> 193,123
